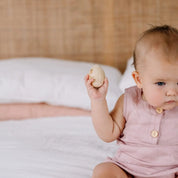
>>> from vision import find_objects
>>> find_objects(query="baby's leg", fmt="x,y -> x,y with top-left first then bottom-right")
92,162 -> 133,178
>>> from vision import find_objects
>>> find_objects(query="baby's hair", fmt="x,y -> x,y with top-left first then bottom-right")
133,25 -> 178,70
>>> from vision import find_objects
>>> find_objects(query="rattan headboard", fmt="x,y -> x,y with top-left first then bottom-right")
0,0 -> 177,72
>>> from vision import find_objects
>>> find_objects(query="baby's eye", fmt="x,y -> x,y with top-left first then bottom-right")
155,82 -> 166,86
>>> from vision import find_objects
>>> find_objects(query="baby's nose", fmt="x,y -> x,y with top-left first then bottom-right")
166,88 -> 177,96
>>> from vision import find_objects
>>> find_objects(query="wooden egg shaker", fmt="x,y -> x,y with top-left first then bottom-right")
89,64 -> 105,88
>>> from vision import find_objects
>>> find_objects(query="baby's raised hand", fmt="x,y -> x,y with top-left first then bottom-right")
84,74 -> 108,100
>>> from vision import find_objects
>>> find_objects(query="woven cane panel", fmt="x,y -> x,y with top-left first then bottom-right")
0,0 -> 177,72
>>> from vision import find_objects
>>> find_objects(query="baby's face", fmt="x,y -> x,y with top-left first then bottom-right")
138,52 -> 178,110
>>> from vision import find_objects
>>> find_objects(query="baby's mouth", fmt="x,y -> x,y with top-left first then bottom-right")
165,100 -> 176,104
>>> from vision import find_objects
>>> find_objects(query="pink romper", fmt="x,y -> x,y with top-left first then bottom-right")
108,86 -> 178,178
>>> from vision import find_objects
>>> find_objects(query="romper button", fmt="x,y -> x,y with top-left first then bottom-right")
151,130 -> 159,138
156,108 -> 163,114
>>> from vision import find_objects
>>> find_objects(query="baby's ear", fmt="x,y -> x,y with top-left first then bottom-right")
132,71 -> 142,88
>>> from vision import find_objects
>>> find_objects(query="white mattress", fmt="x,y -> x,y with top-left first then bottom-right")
0,116 -> 118,178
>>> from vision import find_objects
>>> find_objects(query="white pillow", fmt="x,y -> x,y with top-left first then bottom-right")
0,57 -> 122,111
119,57 -> 136,93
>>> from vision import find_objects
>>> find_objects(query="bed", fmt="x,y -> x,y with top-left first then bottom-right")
0,1 -> 177,178
0,57 -> 133,178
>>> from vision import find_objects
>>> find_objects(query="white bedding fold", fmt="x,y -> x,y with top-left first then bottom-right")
0,116 -> 117,178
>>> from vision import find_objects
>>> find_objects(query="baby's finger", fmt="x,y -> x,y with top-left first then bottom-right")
84,74 -> 89,81
103,77 -> 108,85
102,77 -> 109,89
84,74 -> 91,85
84,74 -> 94,87
87,78 -> 95,89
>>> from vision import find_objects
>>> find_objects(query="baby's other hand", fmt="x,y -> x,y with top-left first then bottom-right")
84,74 -> 108,100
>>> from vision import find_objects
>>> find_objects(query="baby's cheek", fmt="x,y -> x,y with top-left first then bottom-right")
146,89 -> 163,107
151,95 -> 162,105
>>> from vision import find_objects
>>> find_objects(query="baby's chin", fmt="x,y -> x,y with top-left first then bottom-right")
155,102 -> 177,111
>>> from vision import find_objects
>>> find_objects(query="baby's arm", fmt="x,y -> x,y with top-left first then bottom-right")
85,74 -> 125,142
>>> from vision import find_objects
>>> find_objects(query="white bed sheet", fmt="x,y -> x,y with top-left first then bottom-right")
0,116 -> 118,178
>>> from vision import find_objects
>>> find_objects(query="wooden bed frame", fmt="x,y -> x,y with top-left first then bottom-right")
0,0 -> 177,72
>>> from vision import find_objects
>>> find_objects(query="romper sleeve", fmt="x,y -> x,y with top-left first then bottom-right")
123,86 -> 140,121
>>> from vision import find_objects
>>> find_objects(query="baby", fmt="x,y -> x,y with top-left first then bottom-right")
85,25 -> 178,178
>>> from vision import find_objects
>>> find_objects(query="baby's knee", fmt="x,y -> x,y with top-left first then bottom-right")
92,163 -> 110,178
92,162 -> 130,178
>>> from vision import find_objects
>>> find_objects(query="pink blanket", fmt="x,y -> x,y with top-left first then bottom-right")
0,103 -> 90,120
